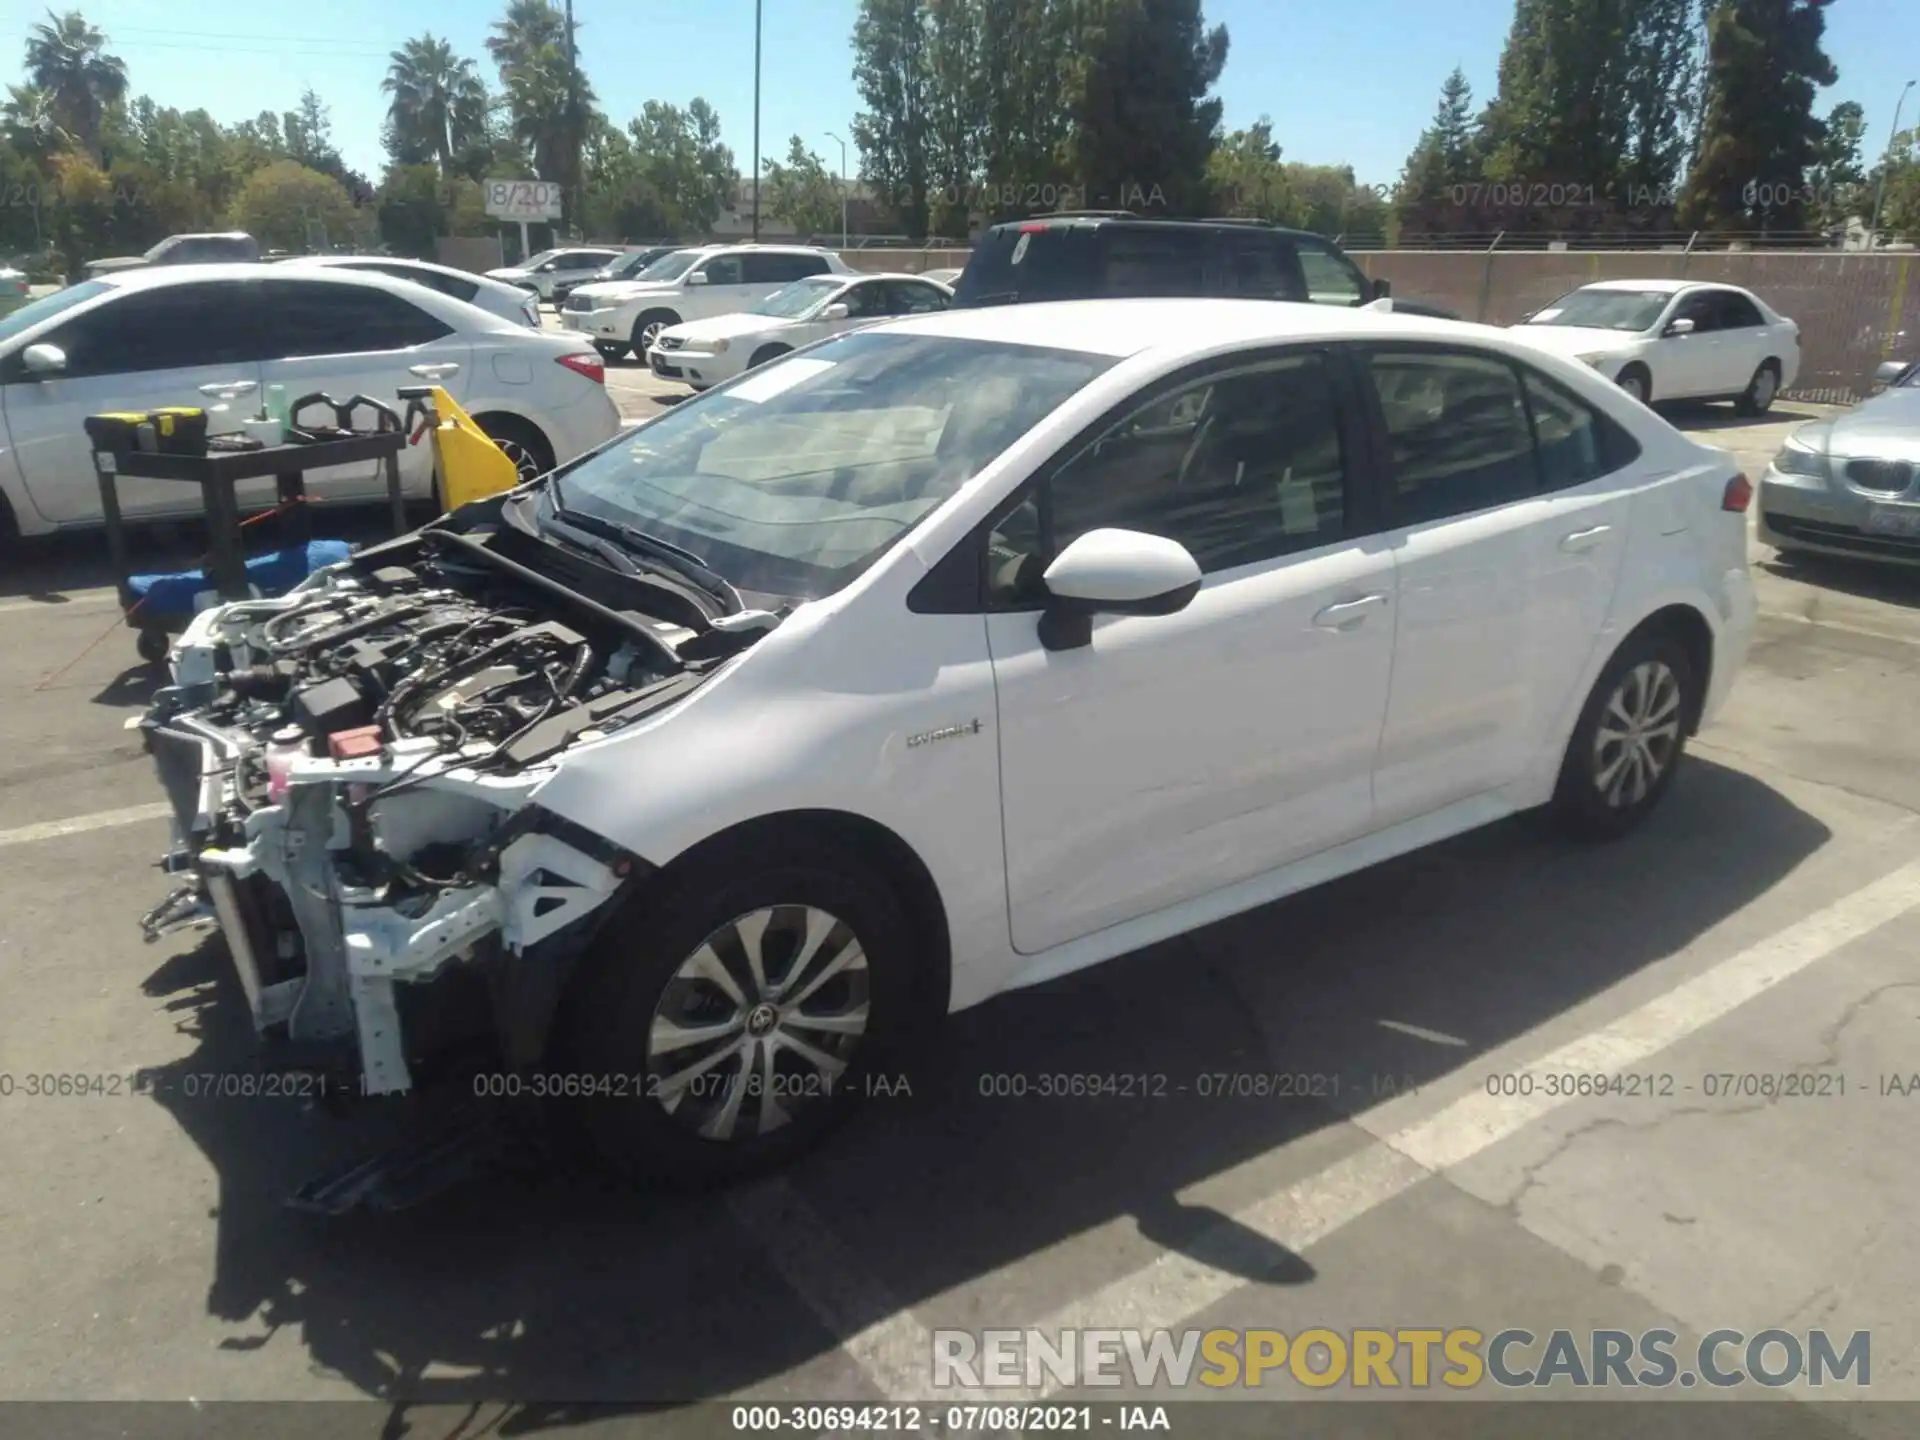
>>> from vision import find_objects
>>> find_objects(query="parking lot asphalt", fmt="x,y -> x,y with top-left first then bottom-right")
1,360 -> 1917,1436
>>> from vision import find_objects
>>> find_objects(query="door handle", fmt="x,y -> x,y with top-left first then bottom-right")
408,362 -> 461,378
1312,593 -> 1389,629
198,379 -> 257,396
1559,524 -> 1612,553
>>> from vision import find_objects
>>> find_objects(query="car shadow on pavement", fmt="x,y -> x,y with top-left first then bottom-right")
1762,552 -> 1920,610
131,755 -> 1829,1422
1658,401 -> 1825,432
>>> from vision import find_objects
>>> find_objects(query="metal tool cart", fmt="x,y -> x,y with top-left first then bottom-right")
89,395 -> 410,664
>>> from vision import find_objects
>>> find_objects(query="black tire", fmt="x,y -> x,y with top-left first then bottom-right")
747,343 -> 792,370
594,340 -> 630,362
1616,364 -> 1652,405
1735,360 -> 1781,416
632,309 -> 681,354
136,627 -> 170,665
559,833 -> 921,1186
472,414 -> 555,487
0,489 -> 18,560
1550,629 -> 1699,840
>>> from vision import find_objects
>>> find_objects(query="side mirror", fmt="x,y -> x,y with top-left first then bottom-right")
1664,317 -> 1695,337
22,343 -> 66,375
686,271 -> 709,286
1036,528 -> 1203,652
821,302 -> 851,320
1370,277 -> 1392,300
1874,359 -> 1911,387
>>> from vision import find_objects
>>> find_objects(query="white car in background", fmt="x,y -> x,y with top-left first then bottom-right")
0,263 -> 621,538
647,272 -> 953,389
278,254 -> 542,329
922,267 -> 965,287
487,247 -> 625,302
561,243 -> 857,361
1508,279 -> 1799,413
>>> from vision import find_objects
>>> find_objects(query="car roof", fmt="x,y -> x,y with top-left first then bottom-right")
878,297 -> 1483,358
1577,278 -> 1747,296
983,215 -> 1327,244
94,261 -> 494,311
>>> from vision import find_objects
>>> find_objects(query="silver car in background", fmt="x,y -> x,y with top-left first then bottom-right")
278,254 -> 543,328
1759,358 -> 1920,565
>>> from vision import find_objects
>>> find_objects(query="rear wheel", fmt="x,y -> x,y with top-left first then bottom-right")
594,340 -> 630,362
560,834 -> 919,1186
472,413 -> 555,488
1735,360 -> 1780,416
1550,629 -> 1699,840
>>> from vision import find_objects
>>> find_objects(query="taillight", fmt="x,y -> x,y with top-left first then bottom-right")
1018,221 -> 1049,233
1722,473 -> 1753,512
557,351 -> 604,384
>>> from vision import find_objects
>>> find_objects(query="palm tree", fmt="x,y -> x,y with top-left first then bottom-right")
2,84 -> 72,245
382,34 -> 489,174
501,40 -> 596,227
487,0 -> 568,84
23,9 -> 127,158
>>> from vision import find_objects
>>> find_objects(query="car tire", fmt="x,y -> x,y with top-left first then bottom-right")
747,343 -> 791,370
633,310 -> 681,354
472,413 -> 555,488
1616,364 -> 1652,405
594,341 -> 630,362
1735,360 -> 1780,416
558,833 -> 920,1186
1550,628 -> 1699,841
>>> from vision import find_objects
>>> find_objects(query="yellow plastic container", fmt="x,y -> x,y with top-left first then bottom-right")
424,385 -> 523,512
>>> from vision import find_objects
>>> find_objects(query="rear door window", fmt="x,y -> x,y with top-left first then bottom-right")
950,226 -> 1097,305
256,278 -> 454,354
1214,232 -> 1305,300
1100,228 -> 1209,297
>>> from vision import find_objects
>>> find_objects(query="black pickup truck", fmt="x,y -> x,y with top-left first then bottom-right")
949,213 -> 1458,319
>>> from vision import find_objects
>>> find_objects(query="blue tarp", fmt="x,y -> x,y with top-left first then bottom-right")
127,540 -> 353,618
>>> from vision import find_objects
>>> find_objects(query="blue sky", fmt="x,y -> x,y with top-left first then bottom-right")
8,0 -> 1917,191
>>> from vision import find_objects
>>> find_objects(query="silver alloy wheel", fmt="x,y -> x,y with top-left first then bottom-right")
492,435 -> 543,484
639,319 -> 668,349
1618,373 -> 1646,403
1751,366 -> 1777,409
646,905 -> 871,1142
1592,660 -> 1683,808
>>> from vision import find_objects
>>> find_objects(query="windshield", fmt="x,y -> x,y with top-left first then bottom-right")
1527,289 -> 1673,332
611,250 -> 658,277
755,277 -> 845,318
635,249 -> 704,282
553,330 -> 1115,601
0,279 -> 111,347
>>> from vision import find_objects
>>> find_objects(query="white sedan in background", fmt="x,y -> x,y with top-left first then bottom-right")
645,272 -> 953,390
1508,279 -> 1799,413
0,263 -> 621,537
278,254 -> 543,329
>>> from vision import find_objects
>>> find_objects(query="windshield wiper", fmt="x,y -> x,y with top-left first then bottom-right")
539,487 -> 741,614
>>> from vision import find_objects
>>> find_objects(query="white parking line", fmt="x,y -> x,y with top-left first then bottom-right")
0,802 -> 172,849
767,853 -> 1920,1403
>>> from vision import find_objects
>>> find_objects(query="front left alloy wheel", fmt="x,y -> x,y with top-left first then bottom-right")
560,835 -> 919,1184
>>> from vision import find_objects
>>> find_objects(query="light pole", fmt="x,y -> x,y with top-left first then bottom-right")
564,0 -> 578,240
825,130 -> 848,247
750,0 -> 763,242
1869,79 -> 1916,249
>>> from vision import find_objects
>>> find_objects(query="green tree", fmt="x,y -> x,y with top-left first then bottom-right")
487,0 -> 568,78
230,159 -> 358,251
1063,0 -> 1229,216
763,135 -> 843,238
1859,127 -> 1920,243
1205,118 -> 1294,222
1285,163 -> 1385,238
1807,98 -> 1865,229
489,1 -> 596,228
851,0 -> 934,238
1396,68 -> 1480,236
24,9 -> 127,158
627,99 -> 737,235
382,34 -> 490,174
1678,0 -> 1838,232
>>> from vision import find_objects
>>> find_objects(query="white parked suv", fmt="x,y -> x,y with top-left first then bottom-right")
648,271 -> 953,389
0,263 -> 621,536
1509,280 -> 1799,412
561,243 -> 856,361
138,299 -> 1756,1184
487,247 -> 625,303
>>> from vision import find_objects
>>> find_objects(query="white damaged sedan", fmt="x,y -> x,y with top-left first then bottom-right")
140,299 -> 1755,1189
645,271 -> 952,390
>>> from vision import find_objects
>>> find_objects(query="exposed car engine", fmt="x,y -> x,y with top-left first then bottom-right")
139,518 -> 763,1102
